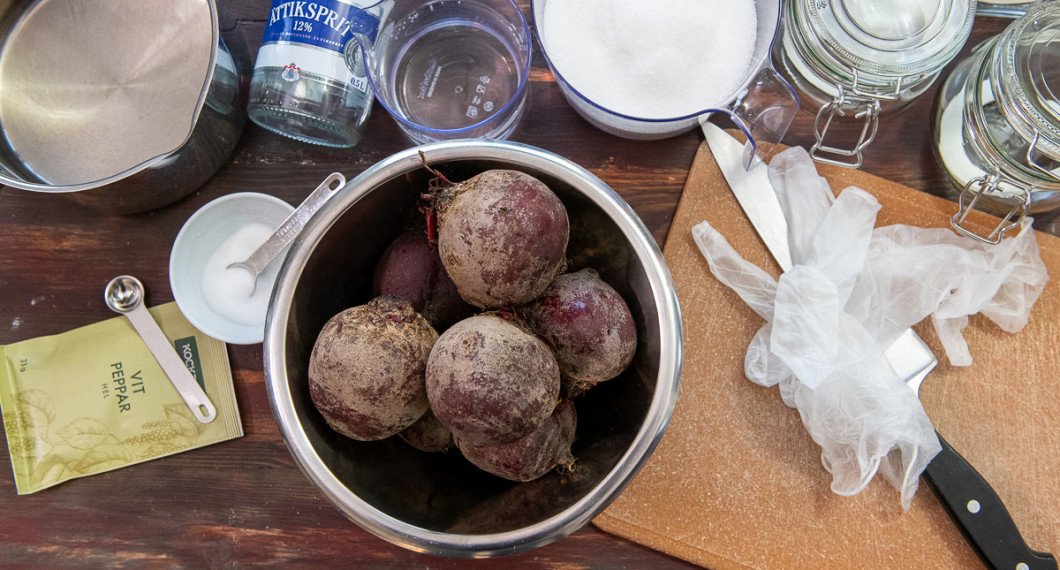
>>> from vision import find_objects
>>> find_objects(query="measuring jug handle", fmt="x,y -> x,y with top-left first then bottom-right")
721,66 -> 799,170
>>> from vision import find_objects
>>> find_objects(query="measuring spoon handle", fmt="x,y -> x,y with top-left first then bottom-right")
123,304 -> 216,423
236,172 -> 346,278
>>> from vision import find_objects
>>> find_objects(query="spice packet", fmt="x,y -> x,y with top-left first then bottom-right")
0,302 -> 242,494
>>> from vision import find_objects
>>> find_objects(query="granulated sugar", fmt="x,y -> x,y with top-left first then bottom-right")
201,222 -> 277,327
542,0 -> 758,119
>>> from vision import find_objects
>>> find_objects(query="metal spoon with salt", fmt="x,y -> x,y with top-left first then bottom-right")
227,172 -> 346,294
104,275 -> 216,423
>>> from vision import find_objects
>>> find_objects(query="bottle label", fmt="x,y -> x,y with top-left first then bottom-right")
254,0 -> 380,91
262,0 -> 380,54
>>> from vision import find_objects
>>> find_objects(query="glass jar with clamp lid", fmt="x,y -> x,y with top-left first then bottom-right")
775,0 -> 976,168
932,2 -> 1060,244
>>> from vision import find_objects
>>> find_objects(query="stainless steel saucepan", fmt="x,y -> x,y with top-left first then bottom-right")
0,0 -> 245,214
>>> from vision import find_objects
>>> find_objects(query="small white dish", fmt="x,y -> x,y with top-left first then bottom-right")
170,192 -> 294,344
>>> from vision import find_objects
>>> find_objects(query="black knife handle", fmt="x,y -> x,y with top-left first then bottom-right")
923,431 -> 1057,570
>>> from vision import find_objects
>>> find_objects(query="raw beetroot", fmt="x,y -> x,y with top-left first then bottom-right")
373,228 -> 475,330
434,169 -> 569,309
457,400 -> 576,482
426,313 -> 560,445
308,296 -> 437,441
522,269 -> 637,395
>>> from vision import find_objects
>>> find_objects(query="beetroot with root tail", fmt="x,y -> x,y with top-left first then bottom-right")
457,400 -> 577,482
521,269 -> 637,396
308,296 -> 437,441
426,313 -> 560,445
373,228 -> 476,330
434,169 -> 569,309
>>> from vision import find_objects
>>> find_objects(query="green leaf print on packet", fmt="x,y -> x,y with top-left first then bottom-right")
0,302 -> 242,494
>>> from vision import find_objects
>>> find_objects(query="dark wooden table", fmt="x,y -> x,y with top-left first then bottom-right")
0,5 -> 1048,568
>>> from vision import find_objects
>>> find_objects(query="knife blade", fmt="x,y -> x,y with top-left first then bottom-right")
702,121 -> 1057,570
701,122 -> 793,271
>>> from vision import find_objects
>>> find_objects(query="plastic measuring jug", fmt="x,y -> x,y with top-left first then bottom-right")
345,0 -> 532,143
532,0 -> 798,166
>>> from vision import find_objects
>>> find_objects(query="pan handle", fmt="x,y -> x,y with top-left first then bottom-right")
923,431 -> 1057,570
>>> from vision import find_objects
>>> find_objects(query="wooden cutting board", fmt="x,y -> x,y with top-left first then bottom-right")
594,139 -> 1060,569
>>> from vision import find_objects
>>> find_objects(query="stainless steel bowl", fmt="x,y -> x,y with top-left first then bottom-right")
263,140 -> 682,557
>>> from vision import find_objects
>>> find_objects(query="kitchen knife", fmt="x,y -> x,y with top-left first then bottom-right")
702,121 -> 1057,570
700,123 -> 793,270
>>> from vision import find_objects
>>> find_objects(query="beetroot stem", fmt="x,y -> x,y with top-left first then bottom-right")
418,150 -> 454,186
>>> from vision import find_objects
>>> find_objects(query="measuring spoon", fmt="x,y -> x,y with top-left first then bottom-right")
227,172 -> 346,294
104,275 -> 216,424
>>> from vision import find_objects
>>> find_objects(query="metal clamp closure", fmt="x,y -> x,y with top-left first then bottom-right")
950,169 -> 1031,245
811,83 -> 881,169
1026,130 -> 1060,182
850,68 -> 905,102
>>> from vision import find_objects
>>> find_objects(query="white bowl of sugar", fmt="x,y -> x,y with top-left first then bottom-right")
532,0 -> 786,140
170,193 -> 295,345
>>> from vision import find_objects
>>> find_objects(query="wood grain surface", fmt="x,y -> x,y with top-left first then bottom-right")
0,3 -> 1049,568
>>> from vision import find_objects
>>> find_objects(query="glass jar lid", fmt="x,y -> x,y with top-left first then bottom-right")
802,0 -> 976,78
997,2 -> 1060,162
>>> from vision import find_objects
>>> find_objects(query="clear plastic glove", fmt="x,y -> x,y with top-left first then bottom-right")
852,222 -> 1048,365
692,146 -> 1048,509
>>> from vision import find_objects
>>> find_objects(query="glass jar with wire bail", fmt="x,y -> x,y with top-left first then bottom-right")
932,2 -> 1060,244
775,0 -> 976,168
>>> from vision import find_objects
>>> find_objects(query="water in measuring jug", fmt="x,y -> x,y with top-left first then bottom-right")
361,0 -> 531,142
391,22 -> 518,131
